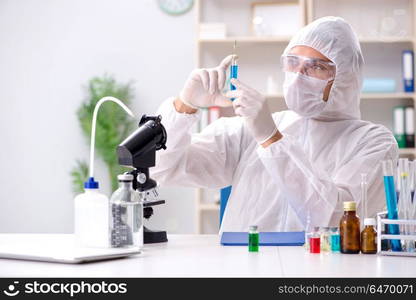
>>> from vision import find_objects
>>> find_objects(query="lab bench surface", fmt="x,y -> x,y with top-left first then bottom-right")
0,234 -> 415,277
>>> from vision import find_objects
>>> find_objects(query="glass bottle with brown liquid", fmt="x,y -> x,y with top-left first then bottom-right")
361,218 -> 377,254
340,201 -> 360,254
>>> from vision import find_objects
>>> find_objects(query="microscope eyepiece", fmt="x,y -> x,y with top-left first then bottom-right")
117,115 -> 167,168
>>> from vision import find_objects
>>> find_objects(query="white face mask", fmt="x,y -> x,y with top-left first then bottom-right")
283,72 -> 329,118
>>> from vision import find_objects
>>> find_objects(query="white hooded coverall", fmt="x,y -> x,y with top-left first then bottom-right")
151,17 -> 398,232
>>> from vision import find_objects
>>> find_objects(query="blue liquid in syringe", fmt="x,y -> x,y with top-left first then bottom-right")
383,176 -> 402,251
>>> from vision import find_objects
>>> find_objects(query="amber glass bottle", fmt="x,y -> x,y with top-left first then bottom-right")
361,218 -> 377,254
340,201 -> 360,254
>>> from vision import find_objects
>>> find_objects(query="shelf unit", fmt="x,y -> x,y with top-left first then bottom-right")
199,36 -> 415,44
266,92 -> 416,99
198,36 -> 292,43
194,0 -> 416,233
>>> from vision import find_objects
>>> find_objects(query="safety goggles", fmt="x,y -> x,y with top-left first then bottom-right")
281,54 -> 336,81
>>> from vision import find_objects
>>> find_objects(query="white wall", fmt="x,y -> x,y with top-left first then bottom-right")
0,0 -> 197,233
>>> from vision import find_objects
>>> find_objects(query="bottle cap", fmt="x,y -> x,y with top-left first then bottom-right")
364,218 -> 376,226
84,177 -> 99,189
117,174 -> 133,181
249,225 -> 258,231
343,201 -> 356,211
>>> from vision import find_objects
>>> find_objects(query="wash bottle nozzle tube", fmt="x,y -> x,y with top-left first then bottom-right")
88,96 -> 135,183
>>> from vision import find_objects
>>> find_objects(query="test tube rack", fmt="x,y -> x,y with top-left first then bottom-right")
377,212 -> 416,257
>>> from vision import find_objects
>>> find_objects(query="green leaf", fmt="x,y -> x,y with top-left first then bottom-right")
70,160 -> 89,195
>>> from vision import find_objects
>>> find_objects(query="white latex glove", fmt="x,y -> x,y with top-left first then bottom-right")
179,55 -> 235,109
227,78 -> 278,144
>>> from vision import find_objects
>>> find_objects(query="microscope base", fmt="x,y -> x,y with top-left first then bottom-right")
144,226 -> 168,244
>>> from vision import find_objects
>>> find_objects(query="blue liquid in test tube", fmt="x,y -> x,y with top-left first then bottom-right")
230,60 -> 238,101
229,40 -> 238,101
331,234 -> 340,252
382,160 -> 402,252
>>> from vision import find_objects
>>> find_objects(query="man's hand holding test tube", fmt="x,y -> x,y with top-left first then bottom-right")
176,47 -> 282,147
177,55 -> 236,110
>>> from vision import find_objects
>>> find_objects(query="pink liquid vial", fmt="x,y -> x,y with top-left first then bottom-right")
310,236 -> 320,253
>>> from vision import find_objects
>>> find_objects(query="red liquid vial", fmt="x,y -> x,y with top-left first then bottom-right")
310,236 -> 320,253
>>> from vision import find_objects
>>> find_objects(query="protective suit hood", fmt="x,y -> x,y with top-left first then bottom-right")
283,16 -> 364,121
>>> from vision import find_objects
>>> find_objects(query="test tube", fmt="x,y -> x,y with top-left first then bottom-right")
398,159 -> 409,221
309,227 -> 320,254
382,160 -> 402,251
401,159 -> 416,252
330,227 -> 340,252
411,161 -> 416,226
320,227 -> 331,253
360,173 -> 368,230
304,211 -> 312,251
398,158 -> 415,252
229,40 -> 238,101
248,225 -> 259,252
411,161 -> 416,251
409,161 -> 415,200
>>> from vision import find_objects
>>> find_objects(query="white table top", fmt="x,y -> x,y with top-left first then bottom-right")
0,234 -> 415,277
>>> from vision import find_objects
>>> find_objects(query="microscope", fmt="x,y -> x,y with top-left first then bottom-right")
117,115 -> 168,244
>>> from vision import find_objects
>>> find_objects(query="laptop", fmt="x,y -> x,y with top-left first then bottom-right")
0,234 -> 141,264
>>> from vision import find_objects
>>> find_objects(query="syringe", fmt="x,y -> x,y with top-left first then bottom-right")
229,40 -> 238,101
